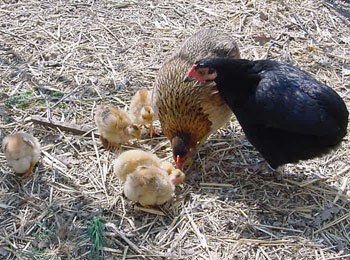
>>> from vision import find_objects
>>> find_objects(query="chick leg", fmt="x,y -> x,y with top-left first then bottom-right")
148,123 -> 159,137
100,136 -> 110,149
22,161 -> 36,177
100,136 -> 121,150
142,205 -> 154,209
107,142 -> 121,155
134,204 -> 165,215
108,142 -> 121,148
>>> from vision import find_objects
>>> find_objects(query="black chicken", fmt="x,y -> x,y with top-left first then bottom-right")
186,58 -> 348,169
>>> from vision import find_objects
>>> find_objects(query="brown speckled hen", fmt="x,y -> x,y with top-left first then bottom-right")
152,29 -> 240,169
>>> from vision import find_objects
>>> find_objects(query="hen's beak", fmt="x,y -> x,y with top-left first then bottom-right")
176,155 -> 184,170
183,75 -> 194,83
184,65 -> 197,83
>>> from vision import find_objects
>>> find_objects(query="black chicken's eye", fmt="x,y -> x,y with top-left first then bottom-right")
208,68 -> 215,74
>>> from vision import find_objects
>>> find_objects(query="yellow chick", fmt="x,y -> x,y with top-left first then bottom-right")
123,165 -> 185,207
129,89 -> 156,136
169,168 -> 186,185
2,132 -> 40,176
160,161 -> 186,185
95,104 -> 141,149
113,149 -> 161,182
160,161 -> 174,175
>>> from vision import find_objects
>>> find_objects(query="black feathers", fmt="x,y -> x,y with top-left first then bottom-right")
197,58 -> 349,168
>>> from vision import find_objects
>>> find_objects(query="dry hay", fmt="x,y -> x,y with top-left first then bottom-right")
1,0 -> 350,259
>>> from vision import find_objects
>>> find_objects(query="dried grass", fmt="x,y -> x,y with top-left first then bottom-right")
1,0 -> 350,259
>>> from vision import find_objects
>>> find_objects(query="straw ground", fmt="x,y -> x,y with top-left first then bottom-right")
1,0 -> 350,259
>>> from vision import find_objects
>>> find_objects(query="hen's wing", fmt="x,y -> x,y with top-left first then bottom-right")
251,62 -> 348,137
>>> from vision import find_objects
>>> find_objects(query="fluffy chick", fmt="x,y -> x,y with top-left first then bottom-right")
114,149 -> 161,182
123,165 -> 185,207
95,104 -> 141,149
129,89 -> 156,136
159,161 -> 185,184
169,168 -> 186,185
160,161 -> 174,175
2,132 -> 40,176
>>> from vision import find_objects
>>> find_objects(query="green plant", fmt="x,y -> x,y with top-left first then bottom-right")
5,90 -> 38,109
87,216 -> 105,260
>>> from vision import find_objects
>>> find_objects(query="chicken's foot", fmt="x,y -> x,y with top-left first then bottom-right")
239,161 -> 306,180
22,161 -> 36,177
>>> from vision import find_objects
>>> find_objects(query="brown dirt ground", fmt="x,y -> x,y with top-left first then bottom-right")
1,0 -> 350,259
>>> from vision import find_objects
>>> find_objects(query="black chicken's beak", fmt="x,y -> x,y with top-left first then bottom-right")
183,75 -> 194,83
